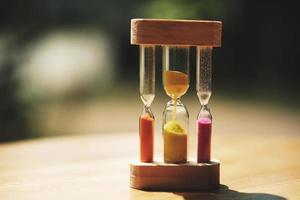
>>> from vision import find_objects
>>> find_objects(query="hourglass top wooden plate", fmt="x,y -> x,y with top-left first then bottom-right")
131,19 -> 222,46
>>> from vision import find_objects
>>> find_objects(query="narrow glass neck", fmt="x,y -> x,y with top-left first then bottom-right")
142,105 -> 154,118
198,104 -> 212,120
169,98 -> 182,105
140,94 -> 154,107
197,91 -> 211,106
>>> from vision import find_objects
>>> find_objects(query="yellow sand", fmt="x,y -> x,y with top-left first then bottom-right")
163,120 -> 187,163
163,71 -> 189,99
163,70 -> 189,120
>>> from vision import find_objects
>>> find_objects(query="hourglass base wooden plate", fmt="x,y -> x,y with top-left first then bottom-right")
130,159 -> 220,191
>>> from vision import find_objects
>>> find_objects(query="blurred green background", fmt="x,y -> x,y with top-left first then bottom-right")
0,0 -> 299,141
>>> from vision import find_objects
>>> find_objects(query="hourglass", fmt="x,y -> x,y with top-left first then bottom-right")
139,45 -> 155,163
162,46 -> 189,163
197,47 -> 213,163
130,19 -> 222,191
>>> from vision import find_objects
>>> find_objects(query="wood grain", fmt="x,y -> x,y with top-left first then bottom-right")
131,19 -> 222,46
130,160 -> 219,191
0,132 -> 299,199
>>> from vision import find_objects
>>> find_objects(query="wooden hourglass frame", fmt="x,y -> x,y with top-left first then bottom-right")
130,19 -> 222,191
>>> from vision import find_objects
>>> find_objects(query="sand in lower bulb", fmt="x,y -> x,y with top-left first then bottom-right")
163,120 -> 187,163
139,113 -> 154,162
197,117 -> 211,163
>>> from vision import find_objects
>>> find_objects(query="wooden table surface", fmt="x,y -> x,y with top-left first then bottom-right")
0,129 -> 299,200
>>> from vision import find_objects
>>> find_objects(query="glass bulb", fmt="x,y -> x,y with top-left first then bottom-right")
162,45 -> 190,164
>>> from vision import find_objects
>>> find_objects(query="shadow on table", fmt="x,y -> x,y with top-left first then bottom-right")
174,185 -> 286,200
130,185 -> 286,200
